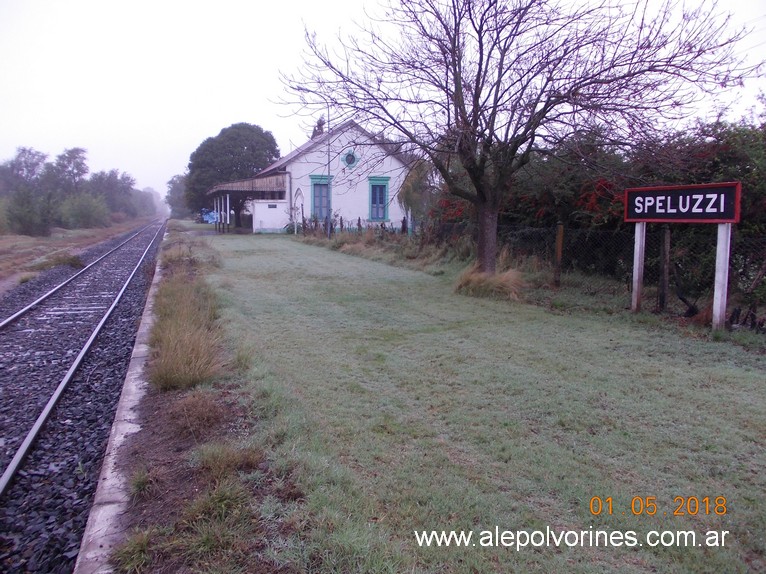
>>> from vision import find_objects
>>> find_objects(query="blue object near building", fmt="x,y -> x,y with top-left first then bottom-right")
196,209 -> 217,224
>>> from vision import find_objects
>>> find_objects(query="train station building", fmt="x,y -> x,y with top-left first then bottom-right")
207,120 -> 411,233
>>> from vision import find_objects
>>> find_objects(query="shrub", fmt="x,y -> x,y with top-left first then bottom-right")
29,253 -> 84,271
59,193 -> 111,229
110,211 -> 128,224
160,238 -> 221,272
5,188 -> 54,236
0,197 -> 9,234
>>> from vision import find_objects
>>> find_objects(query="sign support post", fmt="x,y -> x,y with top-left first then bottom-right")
631,222 -> 646,313
712,223 -> 732,331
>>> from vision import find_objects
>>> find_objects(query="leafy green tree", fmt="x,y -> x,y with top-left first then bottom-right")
87,169 -> 138,216
689,121 -> 766,235
186,123 -> 280,227
509,127 -> 630,229
1,145 -> 158,233
59,193 -> 111,229
130,188 -> 159,218
0,198 -> 8,234
1,147 -> 56,235
141,187 -> 165,217
0,147 -> 48,196
47,147 -> 89,196
5,187 -> 55,236
165,174 -> 190,218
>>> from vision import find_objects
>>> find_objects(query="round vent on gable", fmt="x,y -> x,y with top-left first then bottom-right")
342,149 -> 359,168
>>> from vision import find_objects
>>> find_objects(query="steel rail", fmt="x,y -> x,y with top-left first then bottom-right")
0,220 -> 161,330
0,222 -> 165,498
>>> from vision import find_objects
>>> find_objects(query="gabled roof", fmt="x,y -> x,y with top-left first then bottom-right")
258,119 -> 410,177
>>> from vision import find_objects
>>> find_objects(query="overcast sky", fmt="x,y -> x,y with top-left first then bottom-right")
0,0 -> 764,196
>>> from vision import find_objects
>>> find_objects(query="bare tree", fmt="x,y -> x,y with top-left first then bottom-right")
285,0 -> 759,272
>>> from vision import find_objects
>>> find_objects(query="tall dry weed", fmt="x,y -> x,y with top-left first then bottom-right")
149,275 -> 225,390
455,263 -> 525,300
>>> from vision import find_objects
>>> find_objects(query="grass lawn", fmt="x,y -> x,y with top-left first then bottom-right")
199,233 -> 763,573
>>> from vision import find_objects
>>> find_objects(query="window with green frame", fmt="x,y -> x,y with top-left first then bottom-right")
369,177 -> 389,221
310,175 -> 332,219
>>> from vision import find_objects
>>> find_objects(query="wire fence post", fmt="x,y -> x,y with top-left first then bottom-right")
658,224 -> 670,312
554,221 -> 564,288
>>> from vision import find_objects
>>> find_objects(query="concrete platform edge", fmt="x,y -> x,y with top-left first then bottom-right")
73,261 -> 164,574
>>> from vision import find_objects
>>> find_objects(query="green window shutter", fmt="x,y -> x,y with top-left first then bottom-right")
310,175 -> 333,219
368,177 -> 390,221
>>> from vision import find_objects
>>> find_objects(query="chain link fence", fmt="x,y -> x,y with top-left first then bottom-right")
497,223 -> 766,330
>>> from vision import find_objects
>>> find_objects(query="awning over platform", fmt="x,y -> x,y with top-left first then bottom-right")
207,172 -> 287,200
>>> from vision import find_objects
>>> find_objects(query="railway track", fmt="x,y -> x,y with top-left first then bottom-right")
0,220 -> 165,573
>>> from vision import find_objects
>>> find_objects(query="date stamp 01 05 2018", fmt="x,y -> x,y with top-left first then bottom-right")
589,496 -> 728,517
